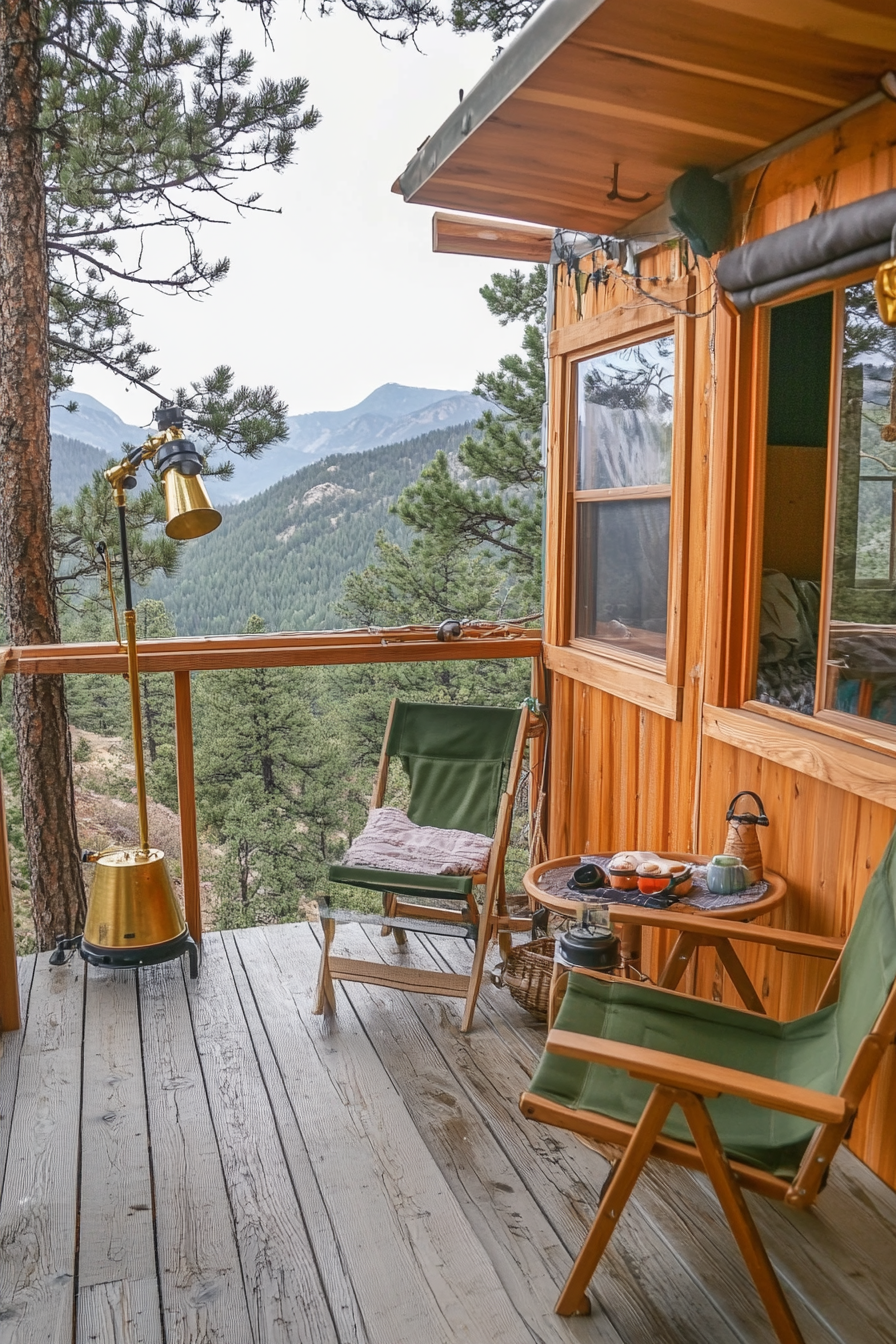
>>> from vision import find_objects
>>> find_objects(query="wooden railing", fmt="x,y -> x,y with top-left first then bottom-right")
0,624 -> 543,1031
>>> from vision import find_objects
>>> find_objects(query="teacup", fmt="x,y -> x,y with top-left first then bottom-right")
706,854 -> 749,895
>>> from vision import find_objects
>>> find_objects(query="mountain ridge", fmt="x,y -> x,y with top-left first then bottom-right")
144,421 -> 476,635
51,383 -> 487,503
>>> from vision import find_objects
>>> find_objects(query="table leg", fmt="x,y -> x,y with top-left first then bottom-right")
711,938 -> 766,1014
618,922 -> 642,979
657,931 -> 699,990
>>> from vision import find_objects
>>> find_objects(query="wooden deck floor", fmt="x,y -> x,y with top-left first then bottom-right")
1,921 -> 895,1344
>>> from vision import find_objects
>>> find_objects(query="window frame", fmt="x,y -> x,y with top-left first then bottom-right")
729,263 -> 896,755
548,305 -> 693,720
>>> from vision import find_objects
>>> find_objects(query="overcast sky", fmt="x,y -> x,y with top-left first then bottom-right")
71,9 -> 529,427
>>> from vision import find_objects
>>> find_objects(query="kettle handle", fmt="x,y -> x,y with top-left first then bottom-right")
726,791 -> 769,826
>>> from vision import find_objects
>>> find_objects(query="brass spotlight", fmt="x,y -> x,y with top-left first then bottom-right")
875,254 -> 896,328
50,403 -> 221,976
154,403 -> 222,539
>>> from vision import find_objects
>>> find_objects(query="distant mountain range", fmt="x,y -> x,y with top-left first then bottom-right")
144,421 -> 477,635
50,383 -> 487,504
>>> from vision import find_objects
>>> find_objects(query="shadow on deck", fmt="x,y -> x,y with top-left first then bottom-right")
1,921 -> 895,1343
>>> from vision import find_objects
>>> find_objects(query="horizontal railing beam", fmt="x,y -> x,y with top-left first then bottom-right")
5,629 -> 542,675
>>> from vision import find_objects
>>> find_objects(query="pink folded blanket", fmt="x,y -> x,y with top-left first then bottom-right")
342,806 -> 493,876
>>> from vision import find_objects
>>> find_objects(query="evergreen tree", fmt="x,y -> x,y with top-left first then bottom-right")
0,0 -> 313,946
0,0 -> 543,947
192,616 -> 366,927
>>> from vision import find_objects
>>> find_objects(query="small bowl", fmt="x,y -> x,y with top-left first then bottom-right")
636,862 -> 669,895
608,866 -> 638,891
666,863 -> 693,896
637,874 -> 670,895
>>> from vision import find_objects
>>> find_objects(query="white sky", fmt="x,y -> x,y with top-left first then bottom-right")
74,9 -> 526,424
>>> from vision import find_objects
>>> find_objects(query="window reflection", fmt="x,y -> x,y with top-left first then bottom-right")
576,338 -> 674,490
575,499 -> 670,658
574,336 -> 674,661
827,281 -> 896,722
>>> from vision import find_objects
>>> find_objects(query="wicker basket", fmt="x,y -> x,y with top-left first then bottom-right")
494,937 -> 556,1020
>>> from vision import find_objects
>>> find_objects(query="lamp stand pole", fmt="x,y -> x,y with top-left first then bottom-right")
115,496 -> 150,855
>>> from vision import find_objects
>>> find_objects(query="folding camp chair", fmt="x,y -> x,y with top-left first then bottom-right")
520,826 -> 896,1344
315,699 -> 533,1032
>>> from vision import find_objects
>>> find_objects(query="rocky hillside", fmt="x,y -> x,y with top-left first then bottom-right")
144,421 -> 475,635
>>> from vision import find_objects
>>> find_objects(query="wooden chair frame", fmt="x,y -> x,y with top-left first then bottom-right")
520,909 -> 896,1344
316,702 -> 533,1032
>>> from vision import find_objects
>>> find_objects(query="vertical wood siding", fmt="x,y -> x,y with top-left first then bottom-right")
544,100 -> 896,1190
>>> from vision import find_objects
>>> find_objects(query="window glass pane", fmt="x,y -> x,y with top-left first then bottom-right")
576,337 -> 674,490
575,498 -> 669,659
826,280 -> 896,723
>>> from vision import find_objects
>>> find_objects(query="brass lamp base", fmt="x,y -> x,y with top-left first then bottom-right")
50,847 -> 199,977
84,848 -> 184,948
81,927 -> 198,976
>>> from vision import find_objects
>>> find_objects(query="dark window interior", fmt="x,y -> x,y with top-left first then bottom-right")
756,293 -> 833,715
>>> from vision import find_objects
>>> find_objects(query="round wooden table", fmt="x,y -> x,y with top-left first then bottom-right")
522,853 -> 787,1016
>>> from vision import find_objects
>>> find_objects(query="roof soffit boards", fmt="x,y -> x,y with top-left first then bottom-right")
398,0 -> 896,235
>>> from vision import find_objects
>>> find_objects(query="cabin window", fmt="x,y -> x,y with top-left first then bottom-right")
824,280 -> 896,724
753,280 -> 896,731
573,334 -> 675,661
755,293 -> 832,716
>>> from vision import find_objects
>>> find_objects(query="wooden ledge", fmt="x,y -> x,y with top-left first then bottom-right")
544,643 -> 682,720
703,705 -> 896,810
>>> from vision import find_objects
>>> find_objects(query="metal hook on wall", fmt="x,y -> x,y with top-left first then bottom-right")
607,163 -> 650,204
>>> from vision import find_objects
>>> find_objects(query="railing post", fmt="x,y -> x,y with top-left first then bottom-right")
0,763 -> 21,1031
173,670 -> 202,942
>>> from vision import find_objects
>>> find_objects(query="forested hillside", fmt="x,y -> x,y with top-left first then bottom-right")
50,434 -> 111,505
145,422 -> 476,634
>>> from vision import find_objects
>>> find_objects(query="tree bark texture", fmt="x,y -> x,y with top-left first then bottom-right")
0,0 -> 85,946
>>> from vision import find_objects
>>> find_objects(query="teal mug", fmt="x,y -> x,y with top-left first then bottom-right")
706,854 -> 749,895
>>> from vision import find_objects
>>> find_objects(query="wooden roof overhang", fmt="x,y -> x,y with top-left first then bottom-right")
397,0 -> 896,235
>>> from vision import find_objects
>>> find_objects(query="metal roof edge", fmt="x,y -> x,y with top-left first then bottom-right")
398,0 -> 607,204
716,89 -> 886,183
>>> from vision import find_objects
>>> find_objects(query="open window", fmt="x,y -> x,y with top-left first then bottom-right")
753,278 -> 896,734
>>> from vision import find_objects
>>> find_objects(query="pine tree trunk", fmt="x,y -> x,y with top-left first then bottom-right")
0,0 -> 86,947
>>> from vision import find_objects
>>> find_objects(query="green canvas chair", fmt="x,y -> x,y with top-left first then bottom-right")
520,829 -> 896,1344
315,698 -> 532,1032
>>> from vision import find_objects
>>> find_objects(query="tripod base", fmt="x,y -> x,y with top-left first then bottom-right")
49,929 -> 200,978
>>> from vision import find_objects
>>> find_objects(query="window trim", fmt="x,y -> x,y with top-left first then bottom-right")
553,308 -> 692,717
715,260 -> 896,761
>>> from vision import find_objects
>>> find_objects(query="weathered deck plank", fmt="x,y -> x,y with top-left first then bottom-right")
0,953 -> 35,1196
138,958 -> 254,1343
2,922 -> 895,1344
0,954 -> 85,1342
236,923 -> 534,1344
77,970 -> 158,1285
222,930 -> 370,1344
424,930 -> 848,1344
76,967 -> 162,1344
453,936 -> 896,1343
77,1279 -> 162,1344
343,921 -> 757,1344
318,922 -> 625,1343
187,934 -> 340,1344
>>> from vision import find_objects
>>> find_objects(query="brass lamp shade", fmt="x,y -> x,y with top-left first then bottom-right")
83,848 -> 185,952
875,256 -> 896,327
163,467 -> 222,539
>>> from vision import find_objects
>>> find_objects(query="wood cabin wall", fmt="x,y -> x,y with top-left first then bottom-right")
544,97 -> 896,1189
